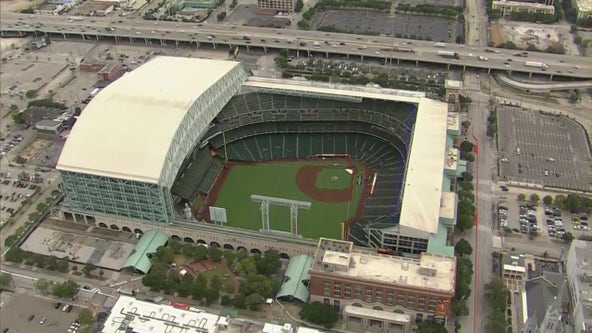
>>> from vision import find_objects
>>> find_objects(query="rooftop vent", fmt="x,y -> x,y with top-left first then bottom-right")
399,275 -> 407,283
360,256 -> 367,264
402,262 -> 409,271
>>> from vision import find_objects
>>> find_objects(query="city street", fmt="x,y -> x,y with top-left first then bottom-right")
462,0 -> 496,331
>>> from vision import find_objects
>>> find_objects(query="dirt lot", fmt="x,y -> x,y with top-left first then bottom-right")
0,0 -> 44,12
18,138 -> 53,162
577,30 -> 592,57
496,20 -> 580,55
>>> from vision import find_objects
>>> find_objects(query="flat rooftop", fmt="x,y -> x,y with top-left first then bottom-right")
244,77 -> 426,103
447,112 -> 459,133
444,80 -> 462,90
21,226 -> 135,270
575,0 -> 592,12
343,305 -> 411,323
102,296 -> 326,333
444,148 -> 459,171
102,296 -> 222,333
398,98 -> 448,234
311,238 -> 456,293
493,0 -> 555,8
439,191 -> 456,220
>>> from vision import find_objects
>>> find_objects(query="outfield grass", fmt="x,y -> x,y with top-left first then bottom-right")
213,161 -> 364,239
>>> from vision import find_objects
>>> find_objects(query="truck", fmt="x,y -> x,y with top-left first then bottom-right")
437,50 -> 460,59
525,61 -> 549,69
433,42 -> 446,48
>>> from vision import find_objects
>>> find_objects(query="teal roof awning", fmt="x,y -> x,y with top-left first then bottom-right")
123,230 -> 169,273
276,255 -> 313,303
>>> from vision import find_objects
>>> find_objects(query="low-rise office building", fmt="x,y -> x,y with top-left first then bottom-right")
308,238 -> 456,325
492,0 -> 556,17
503,253 -> 528,292
573,0 -> 592,19
566,240 -> 592,333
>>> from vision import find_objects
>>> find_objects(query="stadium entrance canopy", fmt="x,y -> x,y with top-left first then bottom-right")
276,255 -> 313,303
123,230 -> 169,274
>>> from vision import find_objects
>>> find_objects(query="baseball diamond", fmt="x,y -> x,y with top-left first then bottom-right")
202,159 -> 370,240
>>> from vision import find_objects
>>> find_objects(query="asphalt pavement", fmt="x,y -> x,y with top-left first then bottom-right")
1,13 -> 592,79
497,107 -> 591,191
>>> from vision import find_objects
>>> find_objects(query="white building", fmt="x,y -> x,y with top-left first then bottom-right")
102,296 -> 326,333
573,0 -> 592,19
102,296 -> 224,333
566,240 -> 592,333
492,0 -> 556,17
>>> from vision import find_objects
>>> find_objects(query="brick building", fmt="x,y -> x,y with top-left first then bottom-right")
309,238 -> 456,325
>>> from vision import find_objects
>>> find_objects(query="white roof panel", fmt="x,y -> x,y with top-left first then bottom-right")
57,57 -> 241,183
399,98 -> 448,234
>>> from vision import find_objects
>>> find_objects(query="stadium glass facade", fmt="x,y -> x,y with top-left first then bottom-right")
61,171 -> 173,224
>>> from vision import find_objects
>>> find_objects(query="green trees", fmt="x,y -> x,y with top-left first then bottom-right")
78,308 -> 95,327
83,264 -> 97,277
454,239 -> 473,256
299,301 -> 339,328
558,194 -> 592,213
3,247 -> 68,273
0,273 -> 12,290
461,172 -> 473,182
457,214 -> 474,231
453,257 -> 473,317
414,321 -> 449,333
529,193 -> 540,204
52,280 -> 79,299
543,195 -> 553,205
141,241 -> 283,311
294,0 -> 304,12
517,193 -> 526,202
254,250 -> 281,275
459,141 -> 474,153
484,278 -> 508,333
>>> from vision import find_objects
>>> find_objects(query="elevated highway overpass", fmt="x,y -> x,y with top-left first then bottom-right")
497,74 -> 592,92
1,13 -> 592,80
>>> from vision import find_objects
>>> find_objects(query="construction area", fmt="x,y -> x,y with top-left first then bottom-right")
20,220 -> 138,270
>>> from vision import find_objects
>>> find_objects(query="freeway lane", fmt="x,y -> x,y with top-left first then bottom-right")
2,13 -> 592,79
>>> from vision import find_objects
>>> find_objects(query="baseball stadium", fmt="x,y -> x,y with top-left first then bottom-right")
56,56 -> 458,257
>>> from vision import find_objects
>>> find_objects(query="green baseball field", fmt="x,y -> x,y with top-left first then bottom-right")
209,159 -> 368,240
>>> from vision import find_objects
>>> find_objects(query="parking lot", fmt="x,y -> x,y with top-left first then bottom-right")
311,10 -> 461,42
498,107 -> 591,191
225,4 -> 290,28
0,293 -> 80,333
498,197 -> 590,243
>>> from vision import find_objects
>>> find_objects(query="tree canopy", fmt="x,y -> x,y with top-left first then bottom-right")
52,280 -> 79,299
455,238 -> 473,257
299,301 -> 339,328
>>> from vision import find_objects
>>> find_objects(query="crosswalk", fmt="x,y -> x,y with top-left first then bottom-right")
477,191 -> 494,202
